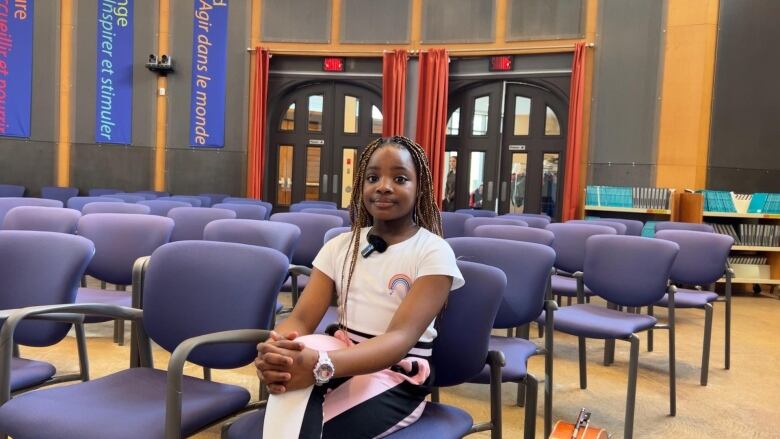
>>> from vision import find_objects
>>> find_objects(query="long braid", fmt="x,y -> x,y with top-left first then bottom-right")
338,136 -> 443,330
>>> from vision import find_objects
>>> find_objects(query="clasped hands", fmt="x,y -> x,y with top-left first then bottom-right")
255,331 -> 319,394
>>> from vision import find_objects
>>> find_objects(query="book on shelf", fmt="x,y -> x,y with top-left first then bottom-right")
700,191 -> 780,214
729,255 -> 768,265
710,222 -> 780,247
585,186 -> 670,210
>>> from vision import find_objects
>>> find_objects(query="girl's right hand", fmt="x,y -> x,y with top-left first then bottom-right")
255,331 -> 304,394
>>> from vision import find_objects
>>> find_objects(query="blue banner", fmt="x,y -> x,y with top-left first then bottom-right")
95,0 -> 134,144
189,0 -> 228,148
0,0 -> 34,138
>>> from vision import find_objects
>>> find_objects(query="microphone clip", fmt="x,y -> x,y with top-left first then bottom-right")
361,233 -> 388,258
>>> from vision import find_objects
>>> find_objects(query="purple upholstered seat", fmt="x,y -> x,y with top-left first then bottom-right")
455,208 -> 496,218
167,207 -> 236,241
221,260 -> 505,439
473,224 -> 554,246
301,208 -> 350,226
66,196 -> 123,212
593,218 -> 644,236
108,193 -> 146,203
222,198 -> 273,220
198,193 -> 230,205
203,219 -> 300,262
135,190 -> 170,198
87,188 -> 121,197
654,221 -> 714,234
212,203 -> 268,221
654,229 -> 733,385
41,186 -> 79,205
289,201 -> 337,212
567,219 -> 628,235
162,195 -> 203,207
82,202 -> 151,215
463,216 -> 527,236
0,184 -> 25,197
129,192 -> 159,200
2,206 -> 81,234
551,235 -> 679,439
0,198 -> 64,224
324,226 -> 351,243
440,211 -> 471,238
545,223 -> 616,299
499,213 -> 551,228
0,231 -> 94,392
138,199 -> 191,216
0,241 -> 289,439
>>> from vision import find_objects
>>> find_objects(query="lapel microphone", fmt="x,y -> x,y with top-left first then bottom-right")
361,233 -> 388,258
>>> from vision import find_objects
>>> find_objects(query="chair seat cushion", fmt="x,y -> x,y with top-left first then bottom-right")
315,306 -> 339,334
656,288 -> 718,308
469,336 -> 538,383
76,287 -> 132,323
281,274 -> 310,293
0,367 -> 250,439
553,304 -> 658,339
227,403 -> 472,439
551,275 -> 593,297
10,357 -> 56,393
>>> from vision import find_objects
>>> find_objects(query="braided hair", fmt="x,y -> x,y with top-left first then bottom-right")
338,136 -> 442,329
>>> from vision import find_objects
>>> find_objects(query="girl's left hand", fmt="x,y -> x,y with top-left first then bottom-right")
281,347 -> 320,392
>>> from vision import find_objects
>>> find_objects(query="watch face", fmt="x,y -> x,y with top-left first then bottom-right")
316,364 -> 334,380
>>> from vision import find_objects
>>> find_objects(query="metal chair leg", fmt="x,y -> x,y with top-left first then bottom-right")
647,305 -> 654,352
75,323 -> 90,381
430,387 -> 440,403
516,380 -> 526,407
701,303 -> 713,386
725,296 -> 731,370
117,319 -> 125,346
489,367 -> 503,439
624,335 -> 640,439
578,336 -> 587,389
11,343 -> 19,358
204,367 -> 212,381
669,320 -> 677,417
523,374 -> 538,439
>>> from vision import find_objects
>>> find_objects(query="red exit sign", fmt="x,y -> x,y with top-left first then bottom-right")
323,57 -> 345,72
489,56 -> 512,72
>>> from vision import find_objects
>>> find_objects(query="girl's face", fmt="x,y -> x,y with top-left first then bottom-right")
362,145 -> 418,224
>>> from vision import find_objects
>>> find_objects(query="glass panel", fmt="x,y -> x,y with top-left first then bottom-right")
513,96 -> 531,136
280,103 -> 295,131
446,108 -> 460,135
545,106 -> 561,135
305,146 -> 321,200
341,148 -> 357,208
509,153 -> 528,214
468,151 -> 486,209
472,97 -> 489,136
541,153 -> 560,217
308,95 -> 323,132
276,145 -> 293,206
372,106 -> 383,134
442,151 -> 458,211
344,96 -> 360,134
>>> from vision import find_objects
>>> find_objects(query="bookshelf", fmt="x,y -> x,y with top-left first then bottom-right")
583,186 -> 676,220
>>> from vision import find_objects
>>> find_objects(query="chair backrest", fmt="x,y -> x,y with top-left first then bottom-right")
290,202 -> 337,212
108,193 -> 146,203
583,235 -> 679,307
0,198 -> 64,224
430,260 -> 505,387
142,241 -> 289,368
593,218 -> 644,236
162,196 -> 202,207
324,226 -> 352,243
0,184 -> 25,198
655,230 -> 733,285
203,219 -> 300,261
77,213 -> 174,285
504,212 -> 551,221
269,212 -> 344,266
167,207 -> 237,241
299,200 -> 338,207
473,224 -> 555,246
66,196 -> 123,212
40,186 -> 79,205
448,237 -> 556,328
2,206 -> 81,234
130,192 -> 159,200
301,208 -> 350,226
135,190 -> 169,198
88,188 -> 121,197
82,202 -> 151,215
199,193 -> 230,205
195,195 -> 213,207
139,199 -> 191,216
222,198 -> 273,220
441,211 -> 471,238
464,217 -> 527,236
499,213 -> 551,228
567,219 -> 628,235
654,221 -> 715,234
0,231 -> 94,346
212,203 -> 268,221
546,222 -> 617,273
455,208 -> 497,218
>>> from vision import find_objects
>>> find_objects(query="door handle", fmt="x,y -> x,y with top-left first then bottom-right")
322,174 -> 328,193
500,181 -> 507,202
332,174 -> 339,194
286,178 -> 292,189
487,181 -> 494,202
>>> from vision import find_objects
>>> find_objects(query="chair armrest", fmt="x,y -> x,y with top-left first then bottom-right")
165,329 -> 271,439
289,265 -> 312,277
0,309 -> 84,324
288,265 -> 313,307
0,304 -> 143,403
131,256 -> 151,309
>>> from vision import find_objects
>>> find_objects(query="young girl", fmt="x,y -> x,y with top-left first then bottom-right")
255,136 -> 464,438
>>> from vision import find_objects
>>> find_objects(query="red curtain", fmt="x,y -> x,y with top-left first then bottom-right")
562,42 -> 587,221
246,47 -> 270,199
415,49 -> 449,209
382,50 -> 407,136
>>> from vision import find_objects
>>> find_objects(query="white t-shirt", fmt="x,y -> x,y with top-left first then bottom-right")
312,226 -> 464,349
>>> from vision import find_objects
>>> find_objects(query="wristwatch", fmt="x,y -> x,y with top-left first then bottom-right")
313,351 -> 335,386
